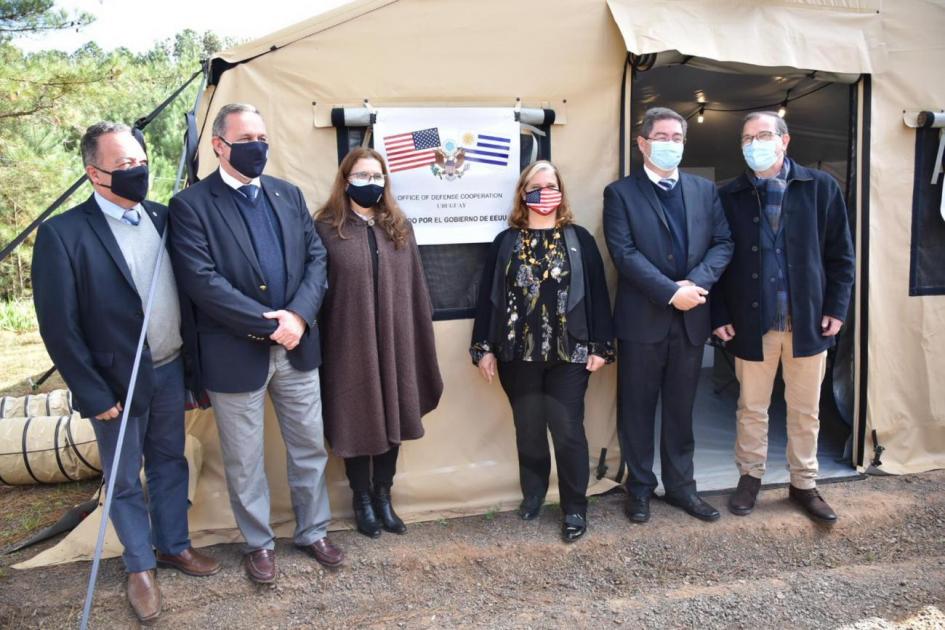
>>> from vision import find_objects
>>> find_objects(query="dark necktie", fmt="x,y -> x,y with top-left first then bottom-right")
239,184 -> 259,203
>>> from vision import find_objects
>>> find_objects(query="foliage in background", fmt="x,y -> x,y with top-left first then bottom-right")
0,1 -> 232,300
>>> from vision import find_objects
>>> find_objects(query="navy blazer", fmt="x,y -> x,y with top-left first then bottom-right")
711,160 -> 855,360
603,170 -> 733,346
168,170 -> 328,393
31,195 -> 195,418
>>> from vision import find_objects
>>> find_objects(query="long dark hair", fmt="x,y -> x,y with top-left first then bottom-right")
316,147 -> 409,248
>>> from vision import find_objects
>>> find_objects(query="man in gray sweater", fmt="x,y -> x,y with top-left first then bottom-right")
32,122 -> 219,623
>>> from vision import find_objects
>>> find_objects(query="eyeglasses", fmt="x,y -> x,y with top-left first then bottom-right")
646,134 -> 685,144
349,171 -> 386,185
740,130 -> 782,146
525,185 -> 560,193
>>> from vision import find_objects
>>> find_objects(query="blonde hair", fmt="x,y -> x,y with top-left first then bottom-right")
508,160 -> 574,229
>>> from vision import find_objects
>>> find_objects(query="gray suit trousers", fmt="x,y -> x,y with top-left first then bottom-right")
207,345 -> 331,551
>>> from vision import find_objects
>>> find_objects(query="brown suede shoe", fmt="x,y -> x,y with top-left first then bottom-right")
243,549 -> 276,584
127,570 -> 162,624
296,536 -> 344,568
728,474 -> 762,516
789,485 -> 838,525
156,547 -> 222,577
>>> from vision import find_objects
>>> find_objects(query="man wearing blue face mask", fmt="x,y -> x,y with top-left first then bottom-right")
169,103 -> 342,584
711,112 -> 855,524
603,107 -> 733,525
32,122 -> 220,623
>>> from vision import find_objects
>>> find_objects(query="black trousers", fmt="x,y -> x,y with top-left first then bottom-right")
344,445 -> 400,492
617,312 -> 703,499
497,360 -> 591,515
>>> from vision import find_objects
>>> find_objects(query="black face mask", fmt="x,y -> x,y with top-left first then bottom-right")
346,182 -> 384,209
95,164 -> 149,203
221,138 -> 268,179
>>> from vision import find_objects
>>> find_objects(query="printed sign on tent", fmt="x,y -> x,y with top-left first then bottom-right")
374,107 -> 521,245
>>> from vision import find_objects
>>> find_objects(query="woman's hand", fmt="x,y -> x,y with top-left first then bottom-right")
586,355 -> 606,372
478,352 -> 497,383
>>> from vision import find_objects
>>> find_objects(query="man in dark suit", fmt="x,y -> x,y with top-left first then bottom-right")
169,103 -> 340,584
603,107 -> 733,524
712,112 -> 855,524
32,122 -> 220,624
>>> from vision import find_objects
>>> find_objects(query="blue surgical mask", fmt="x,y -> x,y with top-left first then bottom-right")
743,139 -> 780,173
647,140 -> 684,171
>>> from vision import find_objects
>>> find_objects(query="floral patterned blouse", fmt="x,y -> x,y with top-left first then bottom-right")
471,228 -> 614,364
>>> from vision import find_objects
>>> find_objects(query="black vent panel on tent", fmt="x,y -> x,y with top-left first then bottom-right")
909,127 -> 945,296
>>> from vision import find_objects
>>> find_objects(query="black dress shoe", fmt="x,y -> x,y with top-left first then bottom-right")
624,495 -> 650,523
664,493 -> 721,522
352,490 -> 382,538
372,484 -> 407,534
561,513 -> 587,542
729,474 -> 762,516
518,496 -> 544,521
789,485 -> 838,525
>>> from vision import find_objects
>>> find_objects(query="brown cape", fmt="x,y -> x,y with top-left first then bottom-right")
315,215 -> 443,458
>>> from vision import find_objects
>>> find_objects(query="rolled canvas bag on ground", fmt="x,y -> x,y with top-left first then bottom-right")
0,412 -> 100,485
0,389 -> 74,418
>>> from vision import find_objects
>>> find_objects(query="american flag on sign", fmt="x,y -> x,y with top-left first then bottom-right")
461,134 -> 511,166
383,128 -> 441,172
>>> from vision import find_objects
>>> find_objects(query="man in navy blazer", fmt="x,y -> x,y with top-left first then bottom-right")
169,103 -> 341,584
603,107 -> 733,524
32,122 -> 220,623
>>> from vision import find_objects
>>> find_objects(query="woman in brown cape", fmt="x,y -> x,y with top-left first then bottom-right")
315,147 -> 443,538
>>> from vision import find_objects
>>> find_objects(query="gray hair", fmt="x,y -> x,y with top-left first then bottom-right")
212,103 -> 262,138
743,111 -> 789,136
640,107 -> 687,139
80,121 -> 131,167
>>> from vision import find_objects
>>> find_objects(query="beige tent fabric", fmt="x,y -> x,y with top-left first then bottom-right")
861,0 -> 945,474
606,0 -> 888,74
16,0 -> 945,568
0,414 -> 99,485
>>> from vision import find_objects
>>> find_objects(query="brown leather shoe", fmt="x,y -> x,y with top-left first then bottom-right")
729,474 -> 762,516
243,549 -> 276,584
127,570 -> 162,624
296,536 -> 344,568
789,485 -> 838,525
156,547 -> 222,577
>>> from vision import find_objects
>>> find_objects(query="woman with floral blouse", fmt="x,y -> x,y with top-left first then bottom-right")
470,160 -> 614,542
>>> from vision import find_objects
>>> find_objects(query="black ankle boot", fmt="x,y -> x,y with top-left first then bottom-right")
372,484 -> 407,534
352,490 -> 382,538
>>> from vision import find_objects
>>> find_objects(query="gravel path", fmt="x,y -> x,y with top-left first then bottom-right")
1,470 -> 943,628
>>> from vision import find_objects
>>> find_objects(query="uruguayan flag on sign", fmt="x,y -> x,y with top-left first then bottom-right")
462,134 -> 511,166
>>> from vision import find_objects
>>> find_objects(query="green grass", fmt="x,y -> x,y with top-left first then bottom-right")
0,299 -> 37,333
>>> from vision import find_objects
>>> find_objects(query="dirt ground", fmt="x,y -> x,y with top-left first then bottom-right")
0,470 -> 943,629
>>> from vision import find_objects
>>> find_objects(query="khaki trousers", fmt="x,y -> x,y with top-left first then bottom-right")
734,330 -> 827,489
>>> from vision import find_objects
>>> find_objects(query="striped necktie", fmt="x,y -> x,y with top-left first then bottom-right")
121,208 -> 140,226
658,178 -> 677,191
